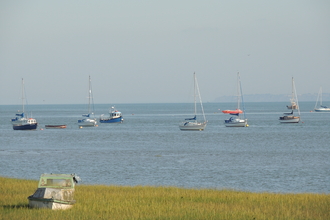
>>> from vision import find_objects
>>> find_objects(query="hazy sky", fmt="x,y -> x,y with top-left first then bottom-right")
1,1 -> 329,104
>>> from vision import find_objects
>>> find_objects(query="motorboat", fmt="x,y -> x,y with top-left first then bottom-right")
100,106 -> 124,123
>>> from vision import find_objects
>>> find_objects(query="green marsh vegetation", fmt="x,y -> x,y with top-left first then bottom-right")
1,176 -> 329,219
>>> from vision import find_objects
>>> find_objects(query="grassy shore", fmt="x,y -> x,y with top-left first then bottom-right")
1,176 -> 329,220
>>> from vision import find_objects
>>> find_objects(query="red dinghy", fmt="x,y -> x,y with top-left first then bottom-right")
222,109 -> 243,114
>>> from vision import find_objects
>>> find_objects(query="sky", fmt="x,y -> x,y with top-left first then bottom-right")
1,0 -> 329,105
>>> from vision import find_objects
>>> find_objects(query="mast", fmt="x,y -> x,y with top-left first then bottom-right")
238,72 -> 246,119
21,78 -> 25,113
88,76 -> 91,114
290,77 -> 297,108
314,87 -> 322,109
193,72 -> 196,118
237,73 -> 240,110
195,73 -> 206,123
291,77 -> 294,104
292,77 -> 300,116
320,87 -> 323,106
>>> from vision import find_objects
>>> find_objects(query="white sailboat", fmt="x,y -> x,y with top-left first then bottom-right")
314,87 -> 330,112
223,72 -> 248,127
179,72 -> 207,131
279,77 -> 300,123
11,78 -> 38,130
287,77 -> 299,110
78,76 -> 97,128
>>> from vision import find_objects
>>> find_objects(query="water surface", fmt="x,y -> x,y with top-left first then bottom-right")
0,102 -> 329,193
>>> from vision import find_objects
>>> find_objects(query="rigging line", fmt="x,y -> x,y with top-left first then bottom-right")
195,73 -> 206,122
292,78 -> 301,116
238,73 -> 246,119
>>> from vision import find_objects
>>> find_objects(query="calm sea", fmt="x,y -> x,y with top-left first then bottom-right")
0,102 -> 329,193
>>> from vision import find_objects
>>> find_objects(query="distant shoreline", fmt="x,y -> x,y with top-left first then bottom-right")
215,93 -> 330,102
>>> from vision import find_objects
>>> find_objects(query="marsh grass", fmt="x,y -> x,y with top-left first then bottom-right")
1,176 -> 329,219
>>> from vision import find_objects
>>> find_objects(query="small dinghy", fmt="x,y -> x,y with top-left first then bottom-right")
45,125 -> 67,129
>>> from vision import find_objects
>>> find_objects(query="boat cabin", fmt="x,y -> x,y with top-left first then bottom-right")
37,173 -> 77,188
27,118 -> 37,124
110,111 -> 122,119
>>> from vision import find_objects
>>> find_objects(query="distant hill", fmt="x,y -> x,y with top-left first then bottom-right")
214,93 -> 330,102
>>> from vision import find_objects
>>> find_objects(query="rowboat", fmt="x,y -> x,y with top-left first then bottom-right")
45,125 -> 67,129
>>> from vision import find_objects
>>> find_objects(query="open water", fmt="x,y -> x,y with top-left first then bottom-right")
0,102 -> 329,193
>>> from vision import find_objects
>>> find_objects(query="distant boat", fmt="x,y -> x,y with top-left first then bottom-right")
287,77 -> 299,110
78,76 -> 97,128
279,110 -> 300,123
280,77 -> 300,123
100,106 -> 124,123
179,72 -> 207,131
223,72 -> 248,127
11,78 -> 38,130
314,87 -> 330,112
45,125 -> 67,129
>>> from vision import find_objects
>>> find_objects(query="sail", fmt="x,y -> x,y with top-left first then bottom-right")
185,115 -> 196,120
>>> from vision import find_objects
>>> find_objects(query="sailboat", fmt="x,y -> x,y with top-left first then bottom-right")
78,76 -> 97,128
223,72 -> 248,127
314,87 -> 330,112
279,77 -> 300,123
11,79 -> 38,130
179,72 -> 207,131
287,77 -> 299,110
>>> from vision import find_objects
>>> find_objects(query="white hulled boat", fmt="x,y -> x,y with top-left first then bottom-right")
287,78 -> 299,110
179,72 -> 207,131
78,76 -> 97,128
223,72 -> 248,127
314,87 -> 330,112
280,77 -> 300,123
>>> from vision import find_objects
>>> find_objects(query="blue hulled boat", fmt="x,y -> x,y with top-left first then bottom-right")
11,79 -> 38,130
100,106 -> 124,123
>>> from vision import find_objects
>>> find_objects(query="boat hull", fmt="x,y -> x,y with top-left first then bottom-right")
222,109 -> 243,114
13,123 -> 38,130
45,125 -> 67,129
279,116 -> 300,123
224,119 -> 247,127
314,108 -> 330,112
78,119 -> 97,128
28,198 -> 74,210
99,117 -> 123,123
179,122 -> 206,131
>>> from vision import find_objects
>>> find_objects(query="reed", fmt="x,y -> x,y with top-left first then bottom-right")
1,176 -> 329,220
